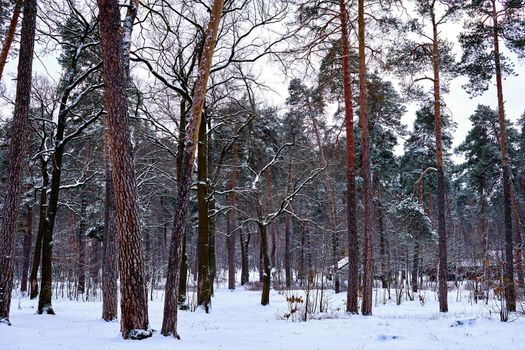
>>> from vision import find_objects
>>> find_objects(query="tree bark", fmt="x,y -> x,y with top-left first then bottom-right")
284,158 -> 293,288
411,240 -> 420,293
98,0 -> 151,339
431,9 -> 448,313
492,1 -> 516,312
161,0 -> 225,337
0,0 -> 22,81
339,0 -> 358,315
240,230 -> 250,285
176,100 -> 189,306
358,0 -> 374,316
0,0 -> 37,324
197,113 -> 212,311
258,221 -> 271,306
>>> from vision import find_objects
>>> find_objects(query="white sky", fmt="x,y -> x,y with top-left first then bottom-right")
2,9 -> 524,166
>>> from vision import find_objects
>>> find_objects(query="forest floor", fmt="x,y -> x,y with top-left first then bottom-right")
1,285 -> 524,350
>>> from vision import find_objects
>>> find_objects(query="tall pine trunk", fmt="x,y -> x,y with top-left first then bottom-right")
100,0 -> 136,321
492,1 -> 516,312
358,0 -> 373,316
431,10 -> 448,313
0,0 -> 37,324
339,0 -> 358,315
98,0 -> 151,339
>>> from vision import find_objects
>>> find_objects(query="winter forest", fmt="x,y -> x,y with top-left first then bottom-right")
0,0 -> 524,349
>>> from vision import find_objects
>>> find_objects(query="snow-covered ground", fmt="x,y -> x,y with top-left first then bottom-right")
1,287 -> 523,350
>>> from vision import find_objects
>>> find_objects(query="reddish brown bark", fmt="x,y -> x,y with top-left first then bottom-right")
358,0 -> 373,316
492,1 -> 516,312
0,0 -> 37,324
98,0 -> 151,339
0,0 -> 22,81
339,0 -> 358,315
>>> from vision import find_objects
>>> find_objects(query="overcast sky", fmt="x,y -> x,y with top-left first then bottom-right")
1,13 -> 524,166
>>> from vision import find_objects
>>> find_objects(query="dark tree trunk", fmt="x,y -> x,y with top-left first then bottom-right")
0,0 -> 22,81
161,0 -> 225,337
431,10 -> 448,313
0,0 -> 37,324
492,2 -> 516,312
98,0 -> 151,339
227,143 -> 238,290
20,205 -> 33,294
240,230 -> 250,285
284,158 -> 293,288
258,222 -> 271,306
176,100 -> 189,306
358,0 -> 373,316
38,62 -> 78,315
411,240 -> 420,293
339,0 -> 358,314
208,197 -> 217,296
197,113 -> 212,312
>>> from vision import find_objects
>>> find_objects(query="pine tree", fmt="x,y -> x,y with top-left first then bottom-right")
97,0 -> 151,339
458,0 -> 525,313
0,0 -> 37,325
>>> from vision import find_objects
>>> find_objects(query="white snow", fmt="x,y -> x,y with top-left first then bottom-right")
1,287 -> 524,350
